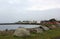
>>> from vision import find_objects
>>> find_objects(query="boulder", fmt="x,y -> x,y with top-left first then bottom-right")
56,22 -> 60,27
34,28 -> 43,33
48,25 -> 56,29
27,28 -> 36,33
13,28 -> 30,37
28,27 -> 43,33
40,26 -> 49,31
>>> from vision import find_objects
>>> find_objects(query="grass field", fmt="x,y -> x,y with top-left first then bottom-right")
0,28 -> 60,39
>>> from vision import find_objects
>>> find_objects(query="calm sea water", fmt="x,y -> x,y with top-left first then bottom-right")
0,25 -> 40,30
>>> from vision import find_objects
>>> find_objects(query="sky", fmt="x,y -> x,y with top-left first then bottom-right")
0,0 -> 60,23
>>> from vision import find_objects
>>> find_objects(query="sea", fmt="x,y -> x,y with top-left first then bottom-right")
0,24 -> 40,30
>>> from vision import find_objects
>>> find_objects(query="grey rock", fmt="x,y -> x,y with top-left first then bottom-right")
27,27 -> 43,33
40,26 -> 49,31
48,25 -> 56,29
13,28 -> 30,37
34,28 -> 43,33
56,22 -> 60,27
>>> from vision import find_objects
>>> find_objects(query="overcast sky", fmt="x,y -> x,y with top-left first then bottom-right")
0,0 -> 60,23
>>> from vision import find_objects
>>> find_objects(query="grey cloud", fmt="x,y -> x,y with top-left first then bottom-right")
0,0 -> 60,23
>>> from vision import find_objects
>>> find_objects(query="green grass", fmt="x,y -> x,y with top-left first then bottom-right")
0,28 -> 60,39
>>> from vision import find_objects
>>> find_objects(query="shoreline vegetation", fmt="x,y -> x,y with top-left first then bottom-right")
0,18 -> 60,39
0,28 -> 60,39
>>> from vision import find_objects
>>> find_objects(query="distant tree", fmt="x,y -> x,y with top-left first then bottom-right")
49,18 -> 56,22
15,21 -> 21,23
18,21 -> 21,22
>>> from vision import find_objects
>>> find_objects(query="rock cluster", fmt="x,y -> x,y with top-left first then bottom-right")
13,24 -> 59,37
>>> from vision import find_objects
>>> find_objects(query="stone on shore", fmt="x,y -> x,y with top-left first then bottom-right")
56,22 -> 60,27
40,26 -> 49,31
48,25 -> 56,29
34,28 -> 43,33
28,27 -> 43,33
13,28 -> 30,37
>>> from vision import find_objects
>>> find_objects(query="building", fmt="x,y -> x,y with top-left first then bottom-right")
22,20 -> 37,23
